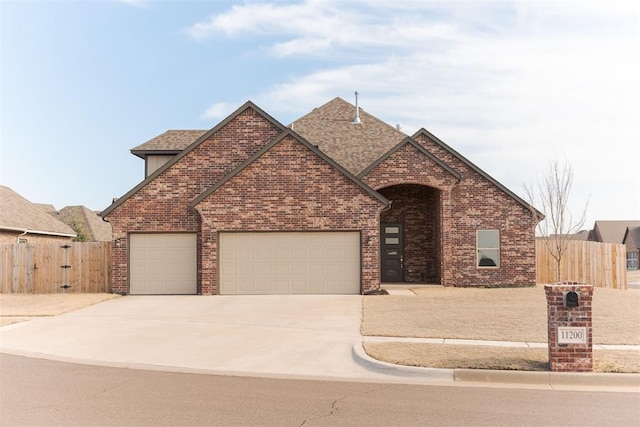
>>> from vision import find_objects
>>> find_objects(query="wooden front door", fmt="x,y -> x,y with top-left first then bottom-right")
381,223 -> 404,282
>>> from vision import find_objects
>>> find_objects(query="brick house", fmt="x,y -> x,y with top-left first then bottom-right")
102,98 -> 540,295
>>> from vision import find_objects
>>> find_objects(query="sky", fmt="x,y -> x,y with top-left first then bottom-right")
1,0 -> 638,231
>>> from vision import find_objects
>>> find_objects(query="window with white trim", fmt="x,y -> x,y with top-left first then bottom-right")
477,230 -> 499,268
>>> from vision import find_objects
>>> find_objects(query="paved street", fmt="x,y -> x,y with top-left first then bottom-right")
2,354 -> 639,426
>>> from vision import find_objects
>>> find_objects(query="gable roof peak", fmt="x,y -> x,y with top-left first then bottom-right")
412,128 -> 542,217
358,136 -> 461,181
102,100 -> 287,218
191,128 -> 389,208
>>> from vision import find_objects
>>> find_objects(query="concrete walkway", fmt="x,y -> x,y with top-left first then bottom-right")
363,336 -> 640,351
1,295 -> 638,391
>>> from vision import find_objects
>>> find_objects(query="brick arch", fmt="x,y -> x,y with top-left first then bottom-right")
359,142 -> 460,192
370,178 -> 453,192
378,183 -> 442,284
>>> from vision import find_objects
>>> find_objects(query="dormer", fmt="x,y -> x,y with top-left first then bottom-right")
131,130 -> 206,177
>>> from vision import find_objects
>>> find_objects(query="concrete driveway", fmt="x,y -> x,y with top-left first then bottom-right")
0,295 -> 394,380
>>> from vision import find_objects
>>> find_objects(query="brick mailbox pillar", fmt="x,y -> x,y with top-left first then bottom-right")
545,282 -> 593,372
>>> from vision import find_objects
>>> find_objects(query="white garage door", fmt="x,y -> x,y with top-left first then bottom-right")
130,233 -> 197,295
219,232 -> 360,295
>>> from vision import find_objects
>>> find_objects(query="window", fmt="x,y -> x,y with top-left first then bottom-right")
477,230 -> 499,268
628,251 -> 638,270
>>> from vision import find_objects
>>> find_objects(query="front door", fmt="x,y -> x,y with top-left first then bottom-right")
381,223 -> 404,282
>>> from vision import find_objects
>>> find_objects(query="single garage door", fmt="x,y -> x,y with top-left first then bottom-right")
219,232 -> 360,295
130,233 -> 197,295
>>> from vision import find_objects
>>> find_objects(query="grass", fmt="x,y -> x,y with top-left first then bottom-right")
362,285 -> 640,372
0,293 -> 120,326
363,343 -> 640,373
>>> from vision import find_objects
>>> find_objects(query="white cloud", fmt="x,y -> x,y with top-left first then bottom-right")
115,0 -> 148,7
202,102 -> 231,119
190,0 -> 640,225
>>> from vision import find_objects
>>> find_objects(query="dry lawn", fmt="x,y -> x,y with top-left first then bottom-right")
363,285 -> 640,373
363,343 -> 640,373
0,293 -> 120,326
363,286 -> 640,344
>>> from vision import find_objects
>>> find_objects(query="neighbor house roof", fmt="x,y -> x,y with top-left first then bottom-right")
591,220 -> 640,243
290,97 -> 407,175
53,206 -> 112,241
623,226 -> 640,251
0,186 -> 76,238
571,230 -> 590,241
130,130 -> 207,158
35,203 -> 56,213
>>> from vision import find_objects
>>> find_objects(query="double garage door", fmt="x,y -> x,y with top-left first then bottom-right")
129,232 -> 360,295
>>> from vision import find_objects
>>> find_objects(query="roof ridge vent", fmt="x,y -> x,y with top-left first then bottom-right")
352,91 -> 362,124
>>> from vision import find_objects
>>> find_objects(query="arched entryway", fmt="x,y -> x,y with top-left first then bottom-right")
378,184 -> 441,284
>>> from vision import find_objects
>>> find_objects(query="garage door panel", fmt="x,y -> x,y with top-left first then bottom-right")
219,232 -> 360,295
130,233 -> 197,295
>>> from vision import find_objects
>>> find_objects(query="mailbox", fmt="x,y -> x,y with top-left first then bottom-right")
564,291 -> 579,308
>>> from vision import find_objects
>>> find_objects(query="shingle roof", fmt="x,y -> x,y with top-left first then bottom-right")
53,206 -> 112,241
107,97 -> 542,219
0,186 -> 76,237
290,97 -> 407,175
103,101 -> 287,217
130,130 -> 207,158
623,226 -> 640,251
191,129 -> 389,208
593,220 -> 640,243
35,203 -> 56,213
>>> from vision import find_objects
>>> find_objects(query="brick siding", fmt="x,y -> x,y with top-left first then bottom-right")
415,132 -> 537,287
194,134 -> 386,294
106,104 -> 538,294
105,107 -> 283,294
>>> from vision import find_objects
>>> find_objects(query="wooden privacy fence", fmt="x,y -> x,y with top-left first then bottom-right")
536,240 -> 627,289
1,242 -> 111,293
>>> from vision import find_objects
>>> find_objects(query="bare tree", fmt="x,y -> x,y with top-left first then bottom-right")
525,158 -> 589,282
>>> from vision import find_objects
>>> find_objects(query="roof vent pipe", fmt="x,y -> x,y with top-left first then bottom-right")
352,91 -> 362,124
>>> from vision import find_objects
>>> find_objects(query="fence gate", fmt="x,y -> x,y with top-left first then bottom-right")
1,242 -> 111,293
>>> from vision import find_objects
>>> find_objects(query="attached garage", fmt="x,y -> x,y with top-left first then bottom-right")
219,232 -> 361,295
129,233 -> 197,295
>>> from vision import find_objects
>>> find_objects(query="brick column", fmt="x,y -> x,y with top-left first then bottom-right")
545,282 -> 593,372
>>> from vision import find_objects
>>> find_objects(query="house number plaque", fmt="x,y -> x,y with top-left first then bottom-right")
557,327 -> 587,344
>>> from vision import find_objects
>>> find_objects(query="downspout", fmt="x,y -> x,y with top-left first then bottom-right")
17,230 -> 28,243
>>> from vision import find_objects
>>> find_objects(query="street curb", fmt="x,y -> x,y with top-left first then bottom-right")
352,339 -> 454,381
549,371 -> 640,388
453,369 -> 549,385
356,339 -> 640,391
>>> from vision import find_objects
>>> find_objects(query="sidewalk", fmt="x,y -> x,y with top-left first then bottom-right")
363,336 -> 640,351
